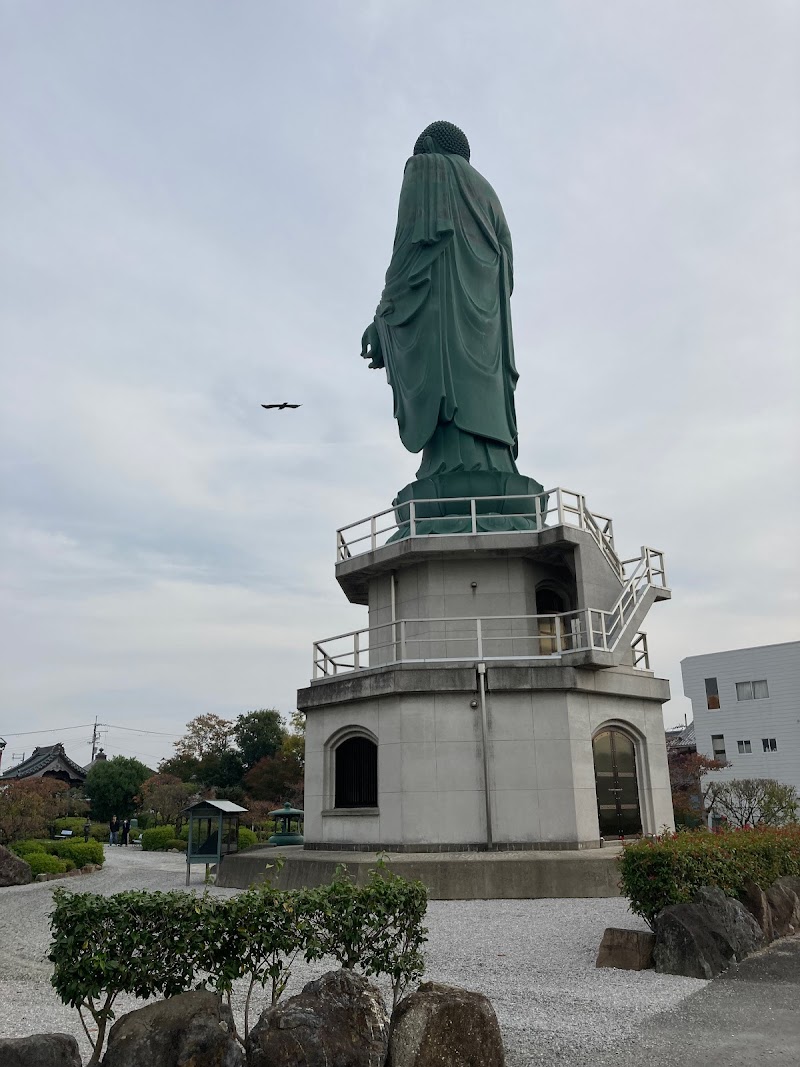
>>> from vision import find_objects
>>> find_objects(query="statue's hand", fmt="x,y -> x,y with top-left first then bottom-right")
360,321 -> 384,369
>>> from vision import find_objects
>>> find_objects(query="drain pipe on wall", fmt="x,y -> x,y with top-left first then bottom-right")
476,662 -> 494,850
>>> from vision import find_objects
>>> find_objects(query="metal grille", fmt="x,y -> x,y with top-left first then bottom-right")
335,737 -> 378,808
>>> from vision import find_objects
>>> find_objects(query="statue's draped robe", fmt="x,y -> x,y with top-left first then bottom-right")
373,151 -> 519,479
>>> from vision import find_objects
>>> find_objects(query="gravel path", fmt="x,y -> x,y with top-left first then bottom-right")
0,847 -> 704,1065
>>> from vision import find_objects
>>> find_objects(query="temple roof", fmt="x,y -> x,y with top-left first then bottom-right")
1,742 -> 87,783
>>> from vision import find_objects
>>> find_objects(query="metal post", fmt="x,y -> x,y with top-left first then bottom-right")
409,501 -> 416,537
470,497 -> 478,534
557,488 -> 565,526
399,619 -> 407,661
555,615 -> 563,654
533,492 -> 542,529
391,573 -> 397,662
476,617 -> 483,660
370,516 -> 377,552
354,631 -> 360,671
476,663 -> 493,851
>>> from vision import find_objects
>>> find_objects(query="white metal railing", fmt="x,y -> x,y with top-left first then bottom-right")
336,487 -> 622,578
631,631 -> 650,670
312,608 -> 658,679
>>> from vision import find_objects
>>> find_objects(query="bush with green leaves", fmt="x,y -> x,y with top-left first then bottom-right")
46,839 -> 104,868
54,817 -> 109,842
140,825 -> 177,851
48,861 -> 428,1061
238,826 -> 258,850
11,839 -> 47,857
50,888 -> 217,1065
28,853 -> 72,876
619,826 -> 800,927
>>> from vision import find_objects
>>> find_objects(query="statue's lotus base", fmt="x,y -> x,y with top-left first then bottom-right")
390,471 -> 546,540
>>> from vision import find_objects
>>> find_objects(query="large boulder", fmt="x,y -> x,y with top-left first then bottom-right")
740,881 -> 774,943
102,990 -> 243,1067
766,878 -> 800,938
388,982 -> 505,1067
693,887 -> 764,958
0,1034 -> 81,1066
653,887 -> 763,979
248,969 -> 388,1067
596,928 -> 655,970
0,845 -> 32,887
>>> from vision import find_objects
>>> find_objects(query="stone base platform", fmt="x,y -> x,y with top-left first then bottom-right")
215,844 -> 623,900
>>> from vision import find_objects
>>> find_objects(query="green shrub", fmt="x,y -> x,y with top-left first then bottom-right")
619,826 -> 800,927
132,812 -> 151,830
11,839 -> 47,857
140,826 -> 177,851
50,888 -> 216,1065
166,839 -> 187,852
238,826 -> 258,850
54,818 -> 108,842
48,861 -> 428,1064
28,853 -> 70,876
39,839 -> 105,868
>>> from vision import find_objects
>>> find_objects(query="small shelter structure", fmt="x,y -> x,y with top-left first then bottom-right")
182,798 -> 247,885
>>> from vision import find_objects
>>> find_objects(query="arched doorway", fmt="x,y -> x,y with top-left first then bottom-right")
592,728 -> 642,838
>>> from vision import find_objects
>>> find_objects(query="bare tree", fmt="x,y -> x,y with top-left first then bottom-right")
707,778 -> 799,828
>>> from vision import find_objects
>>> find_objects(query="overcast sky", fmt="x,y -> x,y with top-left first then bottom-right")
1,2 -> 798,771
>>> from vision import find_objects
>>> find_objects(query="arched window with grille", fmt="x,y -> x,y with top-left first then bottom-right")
334,736 -> 378,808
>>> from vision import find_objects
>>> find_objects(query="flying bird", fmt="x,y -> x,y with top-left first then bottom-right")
261,403 -> 301,410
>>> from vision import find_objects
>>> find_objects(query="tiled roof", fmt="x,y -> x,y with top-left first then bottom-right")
1,743 -> 87,782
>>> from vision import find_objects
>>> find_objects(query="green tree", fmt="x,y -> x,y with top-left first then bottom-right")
157,752 -> 200,782
198,749 -> 245,789
233,709 -> 286,771
85,756 -> 153,821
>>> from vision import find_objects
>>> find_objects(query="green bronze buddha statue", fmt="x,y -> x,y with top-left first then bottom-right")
361,121 -> 543,530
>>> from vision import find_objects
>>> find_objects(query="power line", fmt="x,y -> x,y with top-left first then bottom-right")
0,722 -> 183,739
0,724 -> 95,737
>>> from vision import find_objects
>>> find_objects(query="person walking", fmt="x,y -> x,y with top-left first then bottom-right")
83,819 -> 92,843
121,818 -> 131,848
109,815 -> 120,846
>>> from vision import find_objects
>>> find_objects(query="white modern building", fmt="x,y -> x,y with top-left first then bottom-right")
681,641 -> 800,796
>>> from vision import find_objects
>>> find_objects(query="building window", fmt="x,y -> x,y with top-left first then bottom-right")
334,736 -> 378,808
711,734 -> 727,761
736,680 -> 769,701
737,740 -> 752,754
761,737 -> 778,753
705,677 -> 720,710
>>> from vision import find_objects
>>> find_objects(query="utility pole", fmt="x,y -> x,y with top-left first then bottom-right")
0,737 -> 6,773
90,717 -> 99,763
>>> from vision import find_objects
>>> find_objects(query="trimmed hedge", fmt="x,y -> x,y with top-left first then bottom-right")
49,862 -> 428,1065
619,826 -> 800,927
140,826 -> 176,851
29,853 -> 71,876
44,839 -> 104,868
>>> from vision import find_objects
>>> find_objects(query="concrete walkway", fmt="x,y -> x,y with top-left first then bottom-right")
592,935 -> 800,1067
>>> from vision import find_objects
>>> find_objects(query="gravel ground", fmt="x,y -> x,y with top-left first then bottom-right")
0,847 -> 704,1065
